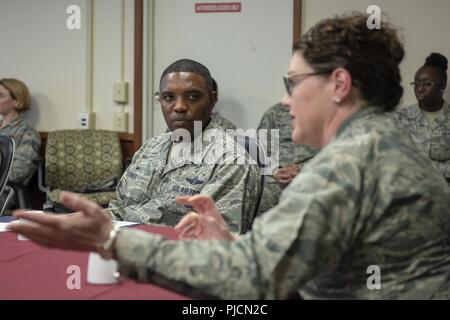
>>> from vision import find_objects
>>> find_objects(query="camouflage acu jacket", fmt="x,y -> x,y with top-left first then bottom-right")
0,114 -> 40,185
257,103 -> 318,214
211,112 -> 236,131
108,120 -> 261,233
392,101 -> 450,183
113,107 -> 450,299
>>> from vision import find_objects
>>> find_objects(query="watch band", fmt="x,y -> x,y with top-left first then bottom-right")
100,224 -> 121,259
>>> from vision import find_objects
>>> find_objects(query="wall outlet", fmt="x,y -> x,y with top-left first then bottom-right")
113,82 -> 128,103
79,112 -> 95,129
113,111 -> 128,132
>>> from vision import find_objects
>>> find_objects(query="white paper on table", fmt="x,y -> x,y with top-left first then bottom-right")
0,222 -> 11,233
113,221 -> 140,228
0,220 -> 32,239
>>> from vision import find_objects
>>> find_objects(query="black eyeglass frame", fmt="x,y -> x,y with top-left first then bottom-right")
283,70 -> 332,96
409,80 -> 443,88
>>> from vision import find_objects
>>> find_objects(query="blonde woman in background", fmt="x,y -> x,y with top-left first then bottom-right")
0,78 -> 41,209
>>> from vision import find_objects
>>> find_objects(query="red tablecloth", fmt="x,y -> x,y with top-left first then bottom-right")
0,224 -> 189,300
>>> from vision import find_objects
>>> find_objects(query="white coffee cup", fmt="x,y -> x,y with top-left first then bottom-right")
17,211 -> 45,241
87,252 -> 119,285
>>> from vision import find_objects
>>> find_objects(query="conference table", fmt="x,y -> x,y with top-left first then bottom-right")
0,218 -> 189,300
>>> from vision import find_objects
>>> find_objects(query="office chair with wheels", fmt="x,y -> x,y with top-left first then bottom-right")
8,183 -> 31,209
234,135 -> 267,224
0,135 -> 15,216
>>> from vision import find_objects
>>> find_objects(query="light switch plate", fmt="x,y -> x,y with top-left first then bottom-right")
113,82 -> 128,103
79,112 -> 95,129
113,111 -> 128,132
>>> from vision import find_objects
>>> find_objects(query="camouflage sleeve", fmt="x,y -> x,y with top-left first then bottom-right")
390,108 -> 410,131
9,128 -> 41,185
257,108 -> 276,156
106,143 -> 148,221
201,161 -> 261,234
435,160 -> 450,182
257,175 -> 282,215
391,109 -> 450,182
257,107 -> 275,131
106,197 -> 125,221
434,123 -> 450,182
113,152 -> 361,299
212,113 -> 236,131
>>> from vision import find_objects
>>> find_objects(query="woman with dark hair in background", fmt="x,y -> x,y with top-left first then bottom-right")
10,13 -> 450,299
393,53 -> 450,184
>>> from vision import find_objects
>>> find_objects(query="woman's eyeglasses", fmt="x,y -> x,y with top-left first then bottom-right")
410,81 -> 442,88
283,71 -> 331,96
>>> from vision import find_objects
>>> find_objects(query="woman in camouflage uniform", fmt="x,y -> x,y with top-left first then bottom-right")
0,79 -> 41,208
392,53 -> 450,184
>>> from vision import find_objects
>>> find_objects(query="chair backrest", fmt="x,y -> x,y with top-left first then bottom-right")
234,135 -> 266,226
234,135 -> 267,170
45,130 -> 123,191
0,135 -> 15,199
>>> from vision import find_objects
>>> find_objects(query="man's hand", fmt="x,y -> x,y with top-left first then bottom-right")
273,164 -> 301,189
7,192 -> 113,253
175,194 -> 239,241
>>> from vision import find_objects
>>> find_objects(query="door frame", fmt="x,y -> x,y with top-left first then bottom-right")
133,0 -> 302,151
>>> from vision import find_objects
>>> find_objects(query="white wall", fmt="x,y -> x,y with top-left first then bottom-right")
0,0 -> 87,130
0,0 -> 135,132
146,0 -> 293,137
3,1 -> 450,135
302,0 -> 450,107
94,0 -> 134,132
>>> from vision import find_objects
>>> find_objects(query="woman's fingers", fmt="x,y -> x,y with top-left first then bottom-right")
12,211 -> 62,227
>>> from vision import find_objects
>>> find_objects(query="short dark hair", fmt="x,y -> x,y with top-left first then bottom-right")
212,78 -> 218,93
160,59 -> 214,91
294,12 -> 404,111
424,53 -> 448,84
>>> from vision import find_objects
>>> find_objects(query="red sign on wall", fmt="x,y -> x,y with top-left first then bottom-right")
195,2 -> 242,13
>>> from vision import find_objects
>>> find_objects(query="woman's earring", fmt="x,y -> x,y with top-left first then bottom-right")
334,98 -> 341,104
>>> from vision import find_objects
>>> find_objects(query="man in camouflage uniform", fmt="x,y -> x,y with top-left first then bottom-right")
257,103 -> 318,214
108,119 -> 260,233
107,59 -> 260,233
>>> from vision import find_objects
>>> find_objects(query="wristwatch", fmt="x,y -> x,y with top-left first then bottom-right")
99,224 -> 121,260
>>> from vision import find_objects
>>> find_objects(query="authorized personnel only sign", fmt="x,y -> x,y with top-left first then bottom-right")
195,2 -> 242,13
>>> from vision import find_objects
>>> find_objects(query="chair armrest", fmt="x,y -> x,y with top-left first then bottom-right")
32,157 -> 44,168
33,157 -> 49,194
8,183 -> 32,209
123,158 -> 132,171
0,185 -> 15,216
